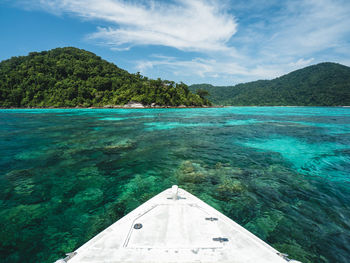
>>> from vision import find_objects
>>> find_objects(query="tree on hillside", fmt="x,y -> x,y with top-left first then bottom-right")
196,89 -> 209,99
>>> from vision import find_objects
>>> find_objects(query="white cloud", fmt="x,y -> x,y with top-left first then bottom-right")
136,56 -> 286,83
133,0 -> 350,83
259,0 -> 350,58
36,0 -> 237,52
16,0 -> 350,84
288,58 -> 314,68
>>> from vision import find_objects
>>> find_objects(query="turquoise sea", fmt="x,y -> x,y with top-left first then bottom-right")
1,107 -> 350,263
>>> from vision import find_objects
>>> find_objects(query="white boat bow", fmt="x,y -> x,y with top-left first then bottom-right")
55,185 -> 301,263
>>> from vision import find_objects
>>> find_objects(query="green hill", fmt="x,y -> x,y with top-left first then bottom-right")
0,47 -> 209,108
190,63 -> 350,106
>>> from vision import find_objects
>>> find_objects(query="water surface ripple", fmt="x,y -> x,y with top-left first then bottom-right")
1,107 -> 350,263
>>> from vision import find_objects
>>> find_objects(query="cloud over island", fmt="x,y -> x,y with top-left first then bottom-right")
33,0 -> 237,52
9,0 -> 350,84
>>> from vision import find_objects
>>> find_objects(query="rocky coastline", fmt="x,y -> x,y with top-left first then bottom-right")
1,101 -> 221,109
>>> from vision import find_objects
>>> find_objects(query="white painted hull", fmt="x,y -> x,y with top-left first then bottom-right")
56,186 -> 300,263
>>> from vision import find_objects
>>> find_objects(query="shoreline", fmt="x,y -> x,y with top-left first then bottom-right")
0,106 -> 222,110
0,105 -> 349,110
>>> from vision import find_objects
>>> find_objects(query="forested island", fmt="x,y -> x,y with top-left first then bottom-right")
1,47 -> 349,108
190,62 -> 350,106
0,47 -> 210,108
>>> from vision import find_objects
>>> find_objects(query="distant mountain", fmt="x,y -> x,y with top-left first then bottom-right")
190,63 -> 350,106
0,47 -> 209,107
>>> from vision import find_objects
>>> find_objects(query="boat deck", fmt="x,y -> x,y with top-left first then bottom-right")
63,186 -> 289,263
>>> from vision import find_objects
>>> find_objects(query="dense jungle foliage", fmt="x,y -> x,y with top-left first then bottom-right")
190,63 -> 350,106
0,47 -> 209,107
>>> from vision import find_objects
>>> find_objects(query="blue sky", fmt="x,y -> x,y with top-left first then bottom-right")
1,0 -> 350,85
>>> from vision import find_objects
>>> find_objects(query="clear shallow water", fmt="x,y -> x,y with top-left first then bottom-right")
1,107 -> 350,263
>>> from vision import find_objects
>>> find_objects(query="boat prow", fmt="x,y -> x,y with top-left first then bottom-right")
56,185 -> 301,263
